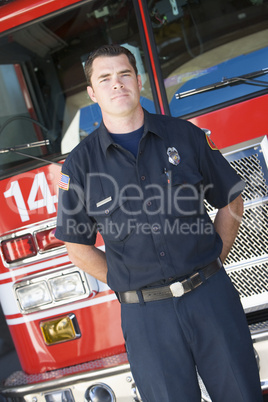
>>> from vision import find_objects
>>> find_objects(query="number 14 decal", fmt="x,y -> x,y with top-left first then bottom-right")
4,172 -> 58,222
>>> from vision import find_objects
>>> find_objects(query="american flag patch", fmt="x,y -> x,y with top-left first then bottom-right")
58,173 -> 70,190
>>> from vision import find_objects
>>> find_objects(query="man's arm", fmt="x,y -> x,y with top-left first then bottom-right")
213,194 -> 244,263
65,242 -> 108,284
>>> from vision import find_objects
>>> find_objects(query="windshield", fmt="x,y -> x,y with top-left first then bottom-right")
0,0 -> 267,177
150,0 -> 268,117
0,0 -> 155,177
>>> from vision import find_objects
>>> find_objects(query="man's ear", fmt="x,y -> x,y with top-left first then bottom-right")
87,86 -> 97,103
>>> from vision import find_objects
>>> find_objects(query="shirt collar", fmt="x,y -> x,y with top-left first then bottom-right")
143,109 -> 165,139
98,120 -> 114,156
98,108 -> 164,156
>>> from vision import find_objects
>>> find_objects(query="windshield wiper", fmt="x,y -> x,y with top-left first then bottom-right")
0,116 -> 62,166
175,67 -> 268,99
0,140 -> 62,166
0,140 -> 49,153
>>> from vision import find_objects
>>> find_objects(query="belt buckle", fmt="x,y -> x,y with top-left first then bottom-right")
170,281 -> 184,297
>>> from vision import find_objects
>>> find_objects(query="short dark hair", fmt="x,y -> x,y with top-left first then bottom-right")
84,44 -> 138,86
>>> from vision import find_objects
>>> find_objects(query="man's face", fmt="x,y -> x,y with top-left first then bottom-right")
87,54 -> 142,119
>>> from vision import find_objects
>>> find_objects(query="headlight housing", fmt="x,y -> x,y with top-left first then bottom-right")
40,314 -> 80,345
49,272 -> 86,301
14,267 -> 98,313
16,281 -> 52,310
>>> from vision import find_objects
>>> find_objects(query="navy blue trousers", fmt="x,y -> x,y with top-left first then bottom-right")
121,268 -> 262,402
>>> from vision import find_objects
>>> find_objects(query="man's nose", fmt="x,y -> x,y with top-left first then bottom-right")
113,76 -> 124,89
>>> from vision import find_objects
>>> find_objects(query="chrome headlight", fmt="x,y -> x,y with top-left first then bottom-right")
14,267 -> 98,313
49,272 -> 85,300
16,281 -> 52,310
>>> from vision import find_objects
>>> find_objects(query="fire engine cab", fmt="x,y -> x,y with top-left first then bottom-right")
0,0 -> 267,401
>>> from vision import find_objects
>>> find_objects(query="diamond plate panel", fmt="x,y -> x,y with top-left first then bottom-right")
226,203 -> 268,264
227,263 -> 268,298
230,153 -> 268,201
205,138 -> 268,309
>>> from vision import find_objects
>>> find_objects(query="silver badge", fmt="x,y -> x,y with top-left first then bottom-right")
167,147 -> 180,166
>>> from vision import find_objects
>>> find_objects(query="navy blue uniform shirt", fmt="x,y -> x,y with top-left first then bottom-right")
55,110 -> 244,292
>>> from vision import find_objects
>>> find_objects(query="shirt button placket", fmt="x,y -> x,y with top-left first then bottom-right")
138,166 -> 172,274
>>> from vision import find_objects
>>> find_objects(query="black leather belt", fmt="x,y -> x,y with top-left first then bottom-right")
117,258 -> 222,304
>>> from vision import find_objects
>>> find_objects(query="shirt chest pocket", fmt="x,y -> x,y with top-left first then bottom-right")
88,196 -> 135,242
161,168 -> 204,217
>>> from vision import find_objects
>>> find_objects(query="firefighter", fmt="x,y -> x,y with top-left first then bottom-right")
55,44 -> 263,401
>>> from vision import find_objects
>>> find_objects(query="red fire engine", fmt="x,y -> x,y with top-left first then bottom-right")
0,0 -> 267,400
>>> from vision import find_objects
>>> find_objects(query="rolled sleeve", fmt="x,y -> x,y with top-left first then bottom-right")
197,129 -> 245,209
